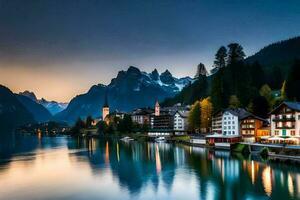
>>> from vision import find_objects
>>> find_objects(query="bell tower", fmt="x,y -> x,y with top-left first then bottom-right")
102,92 -> 109,121
155,100 -> 160,116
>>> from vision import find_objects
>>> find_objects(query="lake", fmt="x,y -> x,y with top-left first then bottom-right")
0,134 -> 300,200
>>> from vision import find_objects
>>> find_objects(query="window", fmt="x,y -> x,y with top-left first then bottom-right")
275,130 -> 279,135
291,130 -> 296,136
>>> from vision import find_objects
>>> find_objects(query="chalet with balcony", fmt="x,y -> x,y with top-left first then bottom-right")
270,102 -> 300,143
240,114 -> 269,143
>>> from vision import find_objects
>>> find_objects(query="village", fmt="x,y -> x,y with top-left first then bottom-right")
89,94 -> 300,151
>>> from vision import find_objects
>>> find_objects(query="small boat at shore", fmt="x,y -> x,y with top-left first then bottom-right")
155,137 -> 166,142
120,136 -> 134,141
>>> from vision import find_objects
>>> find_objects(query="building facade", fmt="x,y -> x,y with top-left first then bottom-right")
131,108 -> 153,125
212,111 -> 223,134
173,110 -> 189,135
240,115 -> 268,143
270,102 -> 300,138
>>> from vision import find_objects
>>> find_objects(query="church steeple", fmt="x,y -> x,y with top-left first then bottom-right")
155,100 -> 160,116
103,91 -> 109,108
102,91 -> 110,121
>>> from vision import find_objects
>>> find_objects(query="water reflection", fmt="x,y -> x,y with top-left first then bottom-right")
0,135 -> 300,200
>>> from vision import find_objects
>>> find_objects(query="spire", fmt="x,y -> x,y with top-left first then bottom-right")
103,90 -> 109,108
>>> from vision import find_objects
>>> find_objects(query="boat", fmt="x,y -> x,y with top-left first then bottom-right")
155,137 -> 166,142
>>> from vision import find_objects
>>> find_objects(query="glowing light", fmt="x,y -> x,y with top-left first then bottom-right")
116,143 -> 120,162
288,173 -> 294,197
262,166 -> 272,197
105,142 -> 110,164
155,144 -> 161,174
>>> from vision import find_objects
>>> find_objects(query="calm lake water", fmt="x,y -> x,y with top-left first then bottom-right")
1,134 -> 300,200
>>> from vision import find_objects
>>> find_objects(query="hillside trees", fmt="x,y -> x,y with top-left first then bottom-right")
188,101 -> 201,132
200,97 -> 213,132
286,59 -> 300,101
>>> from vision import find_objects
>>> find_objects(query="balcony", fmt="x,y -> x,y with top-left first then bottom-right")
273,116 -> 295,122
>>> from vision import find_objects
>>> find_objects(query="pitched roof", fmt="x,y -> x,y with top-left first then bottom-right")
270,101 -> 300,114
174,110 -> 189,118
284,101 -> 300,111
224,108 -> 251,120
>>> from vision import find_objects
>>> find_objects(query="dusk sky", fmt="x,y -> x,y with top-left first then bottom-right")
0,0 -> 300,102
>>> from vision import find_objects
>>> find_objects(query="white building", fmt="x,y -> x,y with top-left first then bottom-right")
222,111 -> 240,136
270,102 -> 300,140
173,110 -> 189,135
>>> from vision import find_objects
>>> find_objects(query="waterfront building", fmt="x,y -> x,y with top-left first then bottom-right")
212,110 -> 223,134
207,108 -> 251,146
131,108 -> 153,125
173,110 -> 189,135
269,101 -> 300,144
240,115 -> 269,143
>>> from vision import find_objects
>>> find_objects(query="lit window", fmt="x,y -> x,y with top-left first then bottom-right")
291,131 -> 296,136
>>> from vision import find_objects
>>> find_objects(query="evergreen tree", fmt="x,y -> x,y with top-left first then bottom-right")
71,118 -> 86,135
86,116 -> 94,128
97,121 -> 108,134
195,63 -> 208,78
250,61 -> 265,89
269,66 -> 284,89
211,69 -> 227,111
227,43 -> 246,65
118,114 -> 133,133
286,59 -> 300,101
213,46 -> 227,70
252,96 -> 270,118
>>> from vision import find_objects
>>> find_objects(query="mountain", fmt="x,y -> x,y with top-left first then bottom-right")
54,66 -> 192,123
19,91 -> 68,115
246,36 -> 300,75
16,95 -> 52,122
0,85 -> 35,129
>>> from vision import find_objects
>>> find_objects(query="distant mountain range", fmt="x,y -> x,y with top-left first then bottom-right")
54,66 -> 192,123
19,91 -> 68,115
0,85 -> 35,129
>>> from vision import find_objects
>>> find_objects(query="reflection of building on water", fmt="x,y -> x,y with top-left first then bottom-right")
211,152 -> 240,184
105,142 -> 110,164
87,138 -> 97,156
155,144 -> 161,174
242,160 -> 259,185
288,173 -> 294,197
262,166 -> 272,197
174,147 -> 185,166
116,142 -> 120,162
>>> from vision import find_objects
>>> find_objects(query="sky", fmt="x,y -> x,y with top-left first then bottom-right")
0,0 -> 300,102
